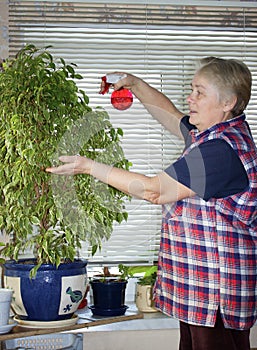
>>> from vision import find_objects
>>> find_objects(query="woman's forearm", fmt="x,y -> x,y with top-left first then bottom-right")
134,81 -> 184,137
46,156 -> 193,204
47,155 -> 160,202
89,158 -> 160,202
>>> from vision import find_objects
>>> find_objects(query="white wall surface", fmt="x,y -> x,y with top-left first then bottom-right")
83,329 -> 180,350
82,326 -> 257,350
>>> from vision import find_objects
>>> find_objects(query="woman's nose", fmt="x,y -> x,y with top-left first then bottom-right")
187,92 -> 193,103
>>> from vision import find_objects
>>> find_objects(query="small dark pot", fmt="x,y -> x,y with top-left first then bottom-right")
90,279 -> 128,316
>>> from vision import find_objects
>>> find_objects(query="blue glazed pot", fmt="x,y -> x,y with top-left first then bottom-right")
4,259 -> 87,322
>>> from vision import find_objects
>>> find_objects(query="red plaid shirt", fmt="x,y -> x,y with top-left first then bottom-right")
154,115 -> 257,330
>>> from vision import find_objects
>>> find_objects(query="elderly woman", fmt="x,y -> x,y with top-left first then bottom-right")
46,58 -> 257,350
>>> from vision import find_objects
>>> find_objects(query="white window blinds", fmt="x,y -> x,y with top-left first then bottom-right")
7,1 -> 257,265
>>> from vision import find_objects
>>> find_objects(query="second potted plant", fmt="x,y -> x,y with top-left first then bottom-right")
89,265 -> 130,316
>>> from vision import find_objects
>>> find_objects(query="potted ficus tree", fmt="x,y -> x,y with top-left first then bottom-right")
0,44 -> 130,323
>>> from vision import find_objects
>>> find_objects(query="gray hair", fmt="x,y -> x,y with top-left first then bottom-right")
197,57 -> 252,118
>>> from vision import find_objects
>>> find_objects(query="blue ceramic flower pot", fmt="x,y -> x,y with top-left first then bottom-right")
3,259 -> 87,322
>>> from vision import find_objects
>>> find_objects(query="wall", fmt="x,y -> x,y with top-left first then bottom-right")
0,0 -> 8,59
83,329 -> 180,350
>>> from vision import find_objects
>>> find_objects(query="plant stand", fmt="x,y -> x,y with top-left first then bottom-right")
0,312 -> 143,342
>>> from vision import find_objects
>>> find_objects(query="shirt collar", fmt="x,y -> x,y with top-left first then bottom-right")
190,114 -> 246,142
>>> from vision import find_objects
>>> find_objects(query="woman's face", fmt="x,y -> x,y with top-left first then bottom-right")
187,73 -> 231,132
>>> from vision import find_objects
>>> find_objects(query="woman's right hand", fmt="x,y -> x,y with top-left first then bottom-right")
99,72 -> 142,95
112,72 -> 141,92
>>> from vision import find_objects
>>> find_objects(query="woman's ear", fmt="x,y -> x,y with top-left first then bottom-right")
223,95 -> 237,113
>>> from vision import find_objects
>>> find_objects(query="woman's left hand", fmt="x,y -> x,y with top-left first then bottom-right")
45,155 -> 92,175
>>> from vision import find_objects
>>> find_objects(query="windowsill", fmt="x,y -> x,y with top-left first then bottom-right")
75,277 -> 179,333
76,302 -> 179,332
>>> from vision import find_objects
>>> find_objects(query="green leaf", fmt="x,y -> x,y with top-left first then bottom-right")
92,245 -> 99,256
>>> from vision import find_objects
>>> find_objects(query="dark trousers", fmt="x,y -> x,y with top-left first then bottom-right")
179,311 -> 250,350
